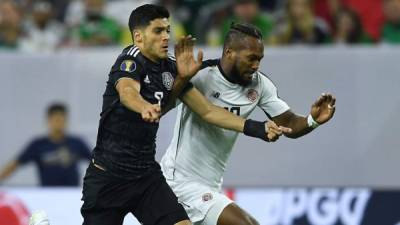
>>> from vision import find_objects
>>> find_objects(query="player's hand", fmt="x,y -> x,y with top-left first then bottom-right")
141,104 -> 161,123
265,121 -> 292,142
310,93 -> 336,124
175,35 -> 203,80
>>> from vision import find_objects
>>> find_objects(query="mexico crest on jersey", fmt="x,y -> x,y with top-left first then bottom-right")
247,89 -> 258,102
162,72 -> 174,90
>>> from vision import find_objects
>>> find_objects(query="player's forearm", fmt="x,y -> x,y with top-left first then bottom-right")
202,105 -> 245,132
184,90 -> 269,140
282,116 -> 313,138
0,161 -> 18,181
119,87 -> 151,114
182,87 -> 244,133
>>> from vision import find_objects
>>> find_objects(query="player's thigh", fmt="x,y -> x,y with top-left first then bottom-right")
217,203 -> 259,225
81,164 -> 127,225
193,193 -> 232,225
132,172 -> 189,225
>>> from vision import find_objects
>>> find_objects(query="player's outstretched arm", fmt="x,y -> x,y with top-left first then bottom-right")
181,87 -> 291,141
116,78 -> 160,123
162,35 -> 203,115
272,93 -> 336,138
0,160 -> 19,183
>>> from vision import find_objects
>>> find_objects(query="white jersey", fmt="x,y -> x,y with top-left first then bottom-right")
161,60 -> 290,189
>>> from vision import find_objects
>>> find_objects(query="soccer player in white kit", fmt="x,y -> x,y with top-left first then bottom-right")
161,23 -> 336,225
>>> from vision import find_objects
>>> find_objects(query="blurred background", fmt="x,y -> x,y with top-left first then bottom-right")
0,0 -> 400,224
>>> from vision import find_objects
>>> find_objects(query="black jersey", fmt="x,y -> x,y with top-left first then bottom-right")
93,45 -> 179,179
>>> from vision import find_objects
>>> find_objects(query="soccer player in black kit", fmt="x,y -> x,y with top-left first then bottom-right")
80,4 -> 291,225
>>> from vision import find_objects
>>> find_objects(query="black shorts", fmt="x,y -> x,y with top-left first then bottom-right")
81,162 -> 189,225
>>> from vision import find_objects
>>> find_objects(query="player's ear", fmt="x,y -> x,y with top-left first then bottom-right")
133,29 -> 143,43
225,48 -> 236,59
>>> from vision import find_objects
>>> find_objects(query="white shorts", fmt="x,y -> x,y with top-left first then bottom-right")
166,176 -> 233,225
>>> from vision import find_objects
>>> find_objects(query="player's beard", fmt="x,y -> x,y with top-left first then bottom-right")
231,60 -> 252,87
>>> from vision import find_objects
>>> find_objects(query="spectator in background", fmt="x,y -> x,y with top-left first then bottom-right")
330,7 -> 372,44
0,103 -> 92,186
381,0 -> 400,43
15,0 -> 71,22
71,0 -> 121,47
175,0 -> 217,36
19,0 -> 65,52
269,0 -> 330,45
0,0 -> 23,48
259,0 -> 280,12
213,0 -> 274,45
48,0 -> 72,23
313,0 -> 341,30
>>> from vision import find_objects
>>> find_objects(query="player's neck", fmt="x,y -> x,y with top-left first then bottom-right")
49,131 -> 65,143
141,51 -> 161,64
219,58 -> 238,84
134,43 -> 161,64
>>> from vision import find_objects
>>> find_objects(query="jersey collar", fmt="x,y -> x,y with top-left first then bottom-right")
217,60 -> 233,83
217,60 -> 241,85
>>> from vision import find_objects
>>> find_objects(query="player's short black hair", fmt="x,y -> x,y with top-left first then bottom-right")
223,22 -> 263,51
47,103 -> 67,117
128,4 -> 170,33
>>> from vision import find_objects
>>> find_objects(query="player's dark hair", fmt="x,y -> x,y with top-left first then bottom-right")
128,4 -> 169,33
47,103 -> 67,117
223,22 -> 263,51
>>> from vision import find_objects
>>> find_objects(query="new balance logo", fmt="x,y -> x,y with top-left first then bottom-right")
144,75 -> 150,84
212,91 -> 220,99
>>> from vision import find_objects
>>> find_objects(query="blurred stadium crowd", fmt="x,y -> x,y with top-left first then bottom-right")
0,0 -> 399,51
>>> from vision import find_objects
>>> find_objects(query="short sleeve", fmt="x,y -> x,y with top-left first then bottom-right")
17,140 -> 39,164
109,57 -> 144,86
257,74 -> 290,118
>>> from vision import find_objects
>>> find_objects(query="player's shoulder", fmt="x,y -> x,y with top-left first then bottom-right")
165,53 -> 178,69
200,59 -> 219,70
27,136 -> 50,147
196,59 -> 220,78
112,45 -> 143,74
256,70 -> 278,89
188,59 -> 219,84
167,53 -> 176,63
120,45 -> 141,59
117,45 -> 142,63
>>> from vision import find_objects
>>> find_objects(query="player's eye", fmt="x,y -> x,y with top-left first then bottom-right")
248,56 -> 256,62
154,28 -> 164,34
248,55 -> 263,62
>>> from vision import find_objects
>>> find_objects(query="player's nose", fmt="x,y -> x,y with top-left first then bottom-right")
162,32 -> 170,41
252,61 -> 260,71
